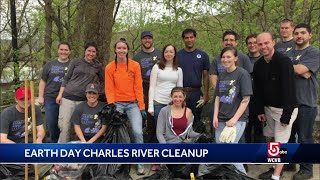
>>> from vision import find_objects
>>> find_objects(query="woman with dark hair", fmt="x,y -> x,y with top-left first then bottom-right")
213,46 -> 252,174
148,44 -> 183,130
38,42 -> 71,143
156,87 -> 200,144
56,41 -> 104,143
105,38 -> 146,175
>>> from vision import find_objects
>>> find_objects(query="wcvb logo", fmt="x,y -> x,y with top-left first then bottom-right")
267,142 -> 288,163
268,142 -> 280,157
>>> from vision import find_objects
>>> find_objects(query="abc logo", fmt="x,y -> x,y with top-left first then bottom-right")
268,142 -> 288,157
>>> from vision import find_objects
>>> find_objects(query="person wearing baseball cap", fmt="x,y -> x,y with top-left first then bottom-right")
71,83 -> 107,143
0,87 -> 45,143
133,31 -> 162,147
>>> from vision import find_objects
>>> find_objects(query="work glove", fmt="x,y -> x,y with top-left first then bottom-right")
140,110 -> 147,120
219,126 -> 236,143
196,99 -> 205,108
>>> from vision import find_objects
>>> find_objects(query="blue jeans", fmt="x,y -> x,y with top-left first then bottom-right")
153,102 -> 167,126
296,105 -> 317,173
115,101 -> 144,144
44,99 -> 60,143
186,90 -> 202,123
215,120 -> 247,174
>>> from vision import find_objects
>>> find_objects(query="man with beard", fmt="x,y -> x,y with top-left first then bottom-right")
177,28 -> 210,124
254,32 -> 297,180
275,18 -> 295,55
134,31 -> 162,143
286,23 -> 320,180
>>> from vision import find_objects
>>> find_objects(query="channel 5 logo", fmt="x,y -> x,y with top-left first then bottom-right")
267,142 -> 288,157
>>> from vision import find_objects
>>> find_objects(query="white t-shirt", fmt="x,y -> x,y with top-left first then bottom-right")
148,64 -> 183,113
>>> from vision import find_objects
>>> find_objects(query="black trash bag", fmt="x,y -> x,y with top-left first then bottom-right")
166,164 -> 198,179
137,168 -> 173,180
192,121 -> 206,134
98,104 -> 117,125
86,105 -> 132,179
197,164 -> 256,180
195,134 -> 214,143
0,164 -> 34,180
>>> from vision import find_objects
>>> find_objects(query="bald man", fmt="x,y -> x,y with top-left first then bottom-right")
253,32 -> 298,180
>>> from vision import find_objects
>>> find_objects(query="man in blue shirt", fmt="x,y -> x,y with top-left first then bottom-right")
177,28 -> 210,124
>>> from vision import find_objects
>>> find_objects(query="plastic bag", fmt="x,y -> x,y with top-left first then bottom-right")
0,164 -> 34,180
197,164 -> 256,180
192,121 -> 206,134
50,164 -> 86,179
137,168 -> 173,180
86,104 -> 132,179
166,164 -> 198,179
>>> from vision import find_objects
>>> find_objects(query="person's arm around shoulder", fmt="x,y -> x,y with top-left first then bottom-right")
156,107 -> 168,143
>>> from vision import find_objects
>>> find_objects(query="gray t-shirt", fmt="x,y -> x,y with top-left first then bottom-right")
247,53 -> 262,65
133,48 -> 162,98
209,52 -> 253,76
41,59 -> 70,100
215,67 -> 252,121
62,58 -> 104,101
0,105 -> 43,143
286,46 -> 320,107
71,101 -> 106,139
275,39 -> 295,55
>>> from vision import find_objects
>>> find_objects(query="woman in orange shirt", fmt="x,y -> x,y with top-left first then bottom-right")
105,38 -> 146,175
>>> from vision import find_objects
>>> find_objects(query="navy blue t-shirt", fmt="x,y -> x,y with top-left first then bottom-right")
177,48 -> 210,87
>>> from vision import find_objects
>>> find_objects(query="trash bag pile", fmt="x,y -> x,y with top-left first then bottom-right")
47,164 -> 86,179
0,164 -> 34,180
139,164 -> 256,180
82,104 -> 132,180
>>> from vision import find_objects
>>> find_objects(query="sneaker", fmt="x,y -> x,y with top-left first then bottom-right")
283,164 -> 296,171
258,168 -> 283,179
151,164 -> 160,171
137,164 -> 145,175
293,170 -> 313,180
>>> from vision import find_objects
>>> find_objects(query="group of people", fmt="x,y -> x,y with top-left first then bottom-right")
0,18 -> 319,180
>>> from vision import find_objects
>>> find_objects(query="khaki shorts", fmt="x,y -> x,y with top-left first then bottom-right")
263,106 -> 298,143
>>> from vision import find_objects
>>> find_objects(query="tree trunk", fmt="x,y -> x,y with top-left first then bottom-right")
283,0 -> 296,19
10,0 -> 19,84
82,0 -> 116,65
44,0 -> 53,63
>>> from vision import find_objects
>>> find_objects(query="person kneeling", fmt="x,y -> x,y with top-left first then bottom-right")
72,83 -> 106,143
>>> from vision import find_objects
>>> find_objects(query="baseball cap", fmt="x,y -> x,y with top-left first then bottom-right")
15,87 -> 31,100
141,31 -> 153,39
85,83 -> 99,93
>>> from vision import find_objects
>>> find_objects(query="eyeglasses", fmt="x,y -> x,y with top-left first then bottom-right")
247,42 -> 257,45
